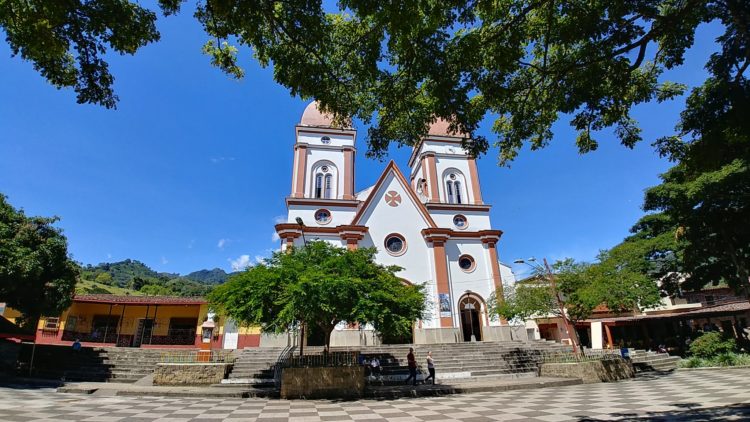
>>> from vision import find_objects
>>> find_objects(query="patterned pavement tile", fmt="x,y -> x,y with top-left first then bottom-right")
2,370 -> 750,421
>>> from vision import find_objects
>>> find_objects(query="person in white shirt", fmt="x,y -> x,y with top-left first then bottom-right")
424,351 -> 435,384
370,357 -> 382,379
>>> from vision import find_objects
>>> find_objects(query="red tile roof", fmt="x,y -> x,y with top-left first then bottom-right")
588,301 -> 750,323
74,294 -> 207,306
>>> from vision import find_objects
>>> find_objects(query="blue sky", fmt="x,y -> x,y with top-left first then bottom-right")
0,12 -> 721,278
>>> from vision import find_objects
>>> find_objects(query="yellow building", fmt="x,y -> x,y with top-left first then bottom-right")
33,294 -> 261,349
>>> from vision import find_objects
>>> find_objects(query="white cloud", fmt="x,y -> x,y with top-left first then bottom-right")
217,238 -> 228,249
161,256 -> 169,265
210,156 -> 236,164
271,232 -> 280,242
273,215 -> 287,224
255,255 -> 266,264
229,255 -> 252,271
187,239 -> 195,249
106,253 -> 112,259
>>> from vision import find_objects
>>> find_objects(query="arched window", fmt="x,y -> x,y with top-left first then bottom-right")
324,174 -> 333,199
315,174 -> 323,198
444,170 -> 467,204
311,161 -> 337,199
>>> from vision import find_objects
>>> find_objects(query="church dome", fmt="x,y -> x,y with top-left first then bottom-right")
300,101 -> 334,127
428,117 -> 468,138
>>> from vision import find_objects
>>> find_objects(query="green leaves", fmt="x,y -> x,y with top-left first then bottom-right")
207,241 -> 427,347
0,194 -> 78,326
0,0 -> 161,108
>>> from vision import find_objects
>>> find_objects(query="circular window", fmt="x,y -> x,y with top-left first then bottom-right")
321,136 -> 331,144
458,255 -> 476,272
320,165 -> 329,173
453,214 -> 468,230
314,209 -> 331,225
384,234 -> 407,256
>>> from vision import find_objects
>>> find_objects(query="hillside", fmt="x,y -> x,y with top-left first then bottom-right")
78,260 -> 232,297
184,268 -> 231,284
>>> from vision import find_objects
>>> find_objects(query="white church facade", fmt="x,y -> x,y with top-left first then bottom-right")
274,102 -> 514,345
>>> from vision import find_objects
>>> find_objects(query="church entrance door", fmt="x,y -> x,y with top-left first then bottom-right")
459,296 -> 482,342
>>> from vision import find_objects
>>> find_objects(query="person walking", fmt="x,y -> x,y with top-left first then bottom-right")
424,351 -> 436,384
404,347 -> 417,386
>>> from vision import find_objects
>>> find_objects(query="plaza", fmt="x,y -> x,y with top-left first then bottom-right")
2,370 -> 749,421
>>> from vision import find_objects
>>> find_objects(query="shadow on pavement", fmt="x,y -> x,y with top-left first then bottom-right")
578,402 -> 750,421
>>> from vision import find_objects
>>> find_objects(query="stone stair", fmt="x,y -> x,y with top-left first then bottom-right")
353,340 -> 572,386
16,344 -> 185,383
222,340 -> 572,387
628,349 -> 681,372
221,347 -> 288,387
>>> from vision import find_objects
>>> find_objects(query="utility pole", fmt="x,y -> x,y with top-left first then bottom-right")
543,258 -> 579,354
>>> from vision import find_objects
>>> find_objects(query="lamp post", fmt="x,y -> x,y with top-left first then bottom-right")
295,217 -> 306,356
514,257 -> 579,353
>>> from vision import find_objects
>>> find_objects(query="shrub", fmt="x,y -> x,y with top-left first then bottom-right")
713,353 -> 737,367
679,356 -> 704,368
689,332 -> 737,359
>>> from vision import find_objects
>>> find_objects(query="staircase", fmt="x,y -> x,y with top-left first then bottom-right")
221,347 -> 288,386
355,340 -> 572,385
223,340 -> 572,387
628,349 -> 681,372
16,344 -> 178,383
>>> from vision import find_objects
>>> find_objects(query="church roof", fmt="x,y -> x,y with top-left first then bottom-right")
350,161 -> 437,228
299,101 -> 352,128
428,117 -> 468,138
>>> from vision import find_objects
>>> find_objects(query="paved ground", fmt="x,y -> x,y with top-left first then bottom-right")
1,370 -> 749,421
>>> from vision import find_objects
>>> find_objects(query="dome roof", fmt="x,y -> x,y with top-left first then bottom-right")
427,118 -> 468,138
299,101 -> 352,128
300,101 -> 334,127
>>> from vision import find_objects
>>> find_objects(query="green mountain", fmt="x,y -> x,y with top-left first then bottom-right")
184,268 -> 232,284
78,260 -> 230,297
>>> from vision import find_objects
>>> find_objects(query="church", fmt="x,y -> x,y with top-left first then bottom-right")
274,102 -> 514,345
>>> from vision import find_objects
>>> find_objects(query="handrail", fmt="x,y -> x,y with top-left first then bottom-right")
273,345 -> 296,389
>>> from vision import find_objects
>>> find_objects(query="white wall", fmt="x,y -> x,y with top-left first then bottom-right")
286,205 -> 357,228
428,209 -> 492,230
356,171 -> 438,328
297,131 -> 354,148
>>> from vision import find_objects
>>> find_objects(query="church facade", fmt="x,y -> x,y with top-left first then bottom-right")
274,102 -> 510,345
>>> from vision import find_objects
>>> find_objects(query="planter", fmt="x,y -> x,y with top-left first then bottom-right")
280,366 -> 365,399
539,359 -> 634,383
153,363 -> 231,386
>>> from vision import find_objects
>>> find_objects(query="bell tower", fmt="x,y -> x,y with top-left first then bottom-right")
290,102 -> 356,200
408,118 -> 484,205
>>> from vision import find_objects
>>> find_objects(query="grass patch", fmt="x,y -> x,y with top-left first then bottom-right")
76,278 -> 142,296
678,353 -> 750,368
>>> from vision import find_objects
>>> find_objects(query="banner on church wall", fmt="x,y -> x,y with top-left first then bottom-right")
439,293 -> 452,317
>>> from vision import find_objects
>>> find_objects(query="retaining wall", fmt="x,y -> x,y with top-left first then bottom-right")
153,363 -> 231,386
280,366 -> 365,399
539,359 -> 634,383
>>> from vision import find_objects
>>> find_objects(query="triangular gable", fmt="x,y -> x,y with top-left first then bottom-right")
350,160 -> 437,227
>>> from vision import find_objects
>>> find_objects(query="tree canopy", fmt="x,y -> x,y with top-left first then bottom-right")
207,241 -> 427,349
0,194 -> 78,327
4,1 -> 747,165
492,256 -> 661,349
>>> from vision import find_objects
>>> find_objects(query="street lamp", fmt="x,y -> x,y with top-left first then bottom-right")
295,217 -> 307,246
515,257 -> 579,353
294,216 -> 307,356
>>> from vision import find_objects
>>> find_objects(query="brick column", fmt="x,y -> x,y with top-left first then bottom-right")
292,144 -> 308,198
423,228 -> 454,328
424,153 -> 440,202
343,147 -> 356,200
467,158 -> 484,205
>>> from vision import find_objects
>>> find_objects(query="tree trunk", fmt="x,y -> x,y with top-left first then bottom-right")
323,322 -> 339,354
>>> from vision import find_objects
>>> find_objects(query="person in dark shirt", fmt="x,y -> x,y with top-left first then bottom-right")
405,347 -> 417,386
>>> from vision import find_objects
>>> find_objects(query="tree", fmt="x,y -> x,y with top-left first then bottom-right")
94,272 -> 113,285
638,13 -> 750,294
5,1 -> 747,166
491,257 -> 661,350
0,194 -> 78,327
208,241 -> 427,351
